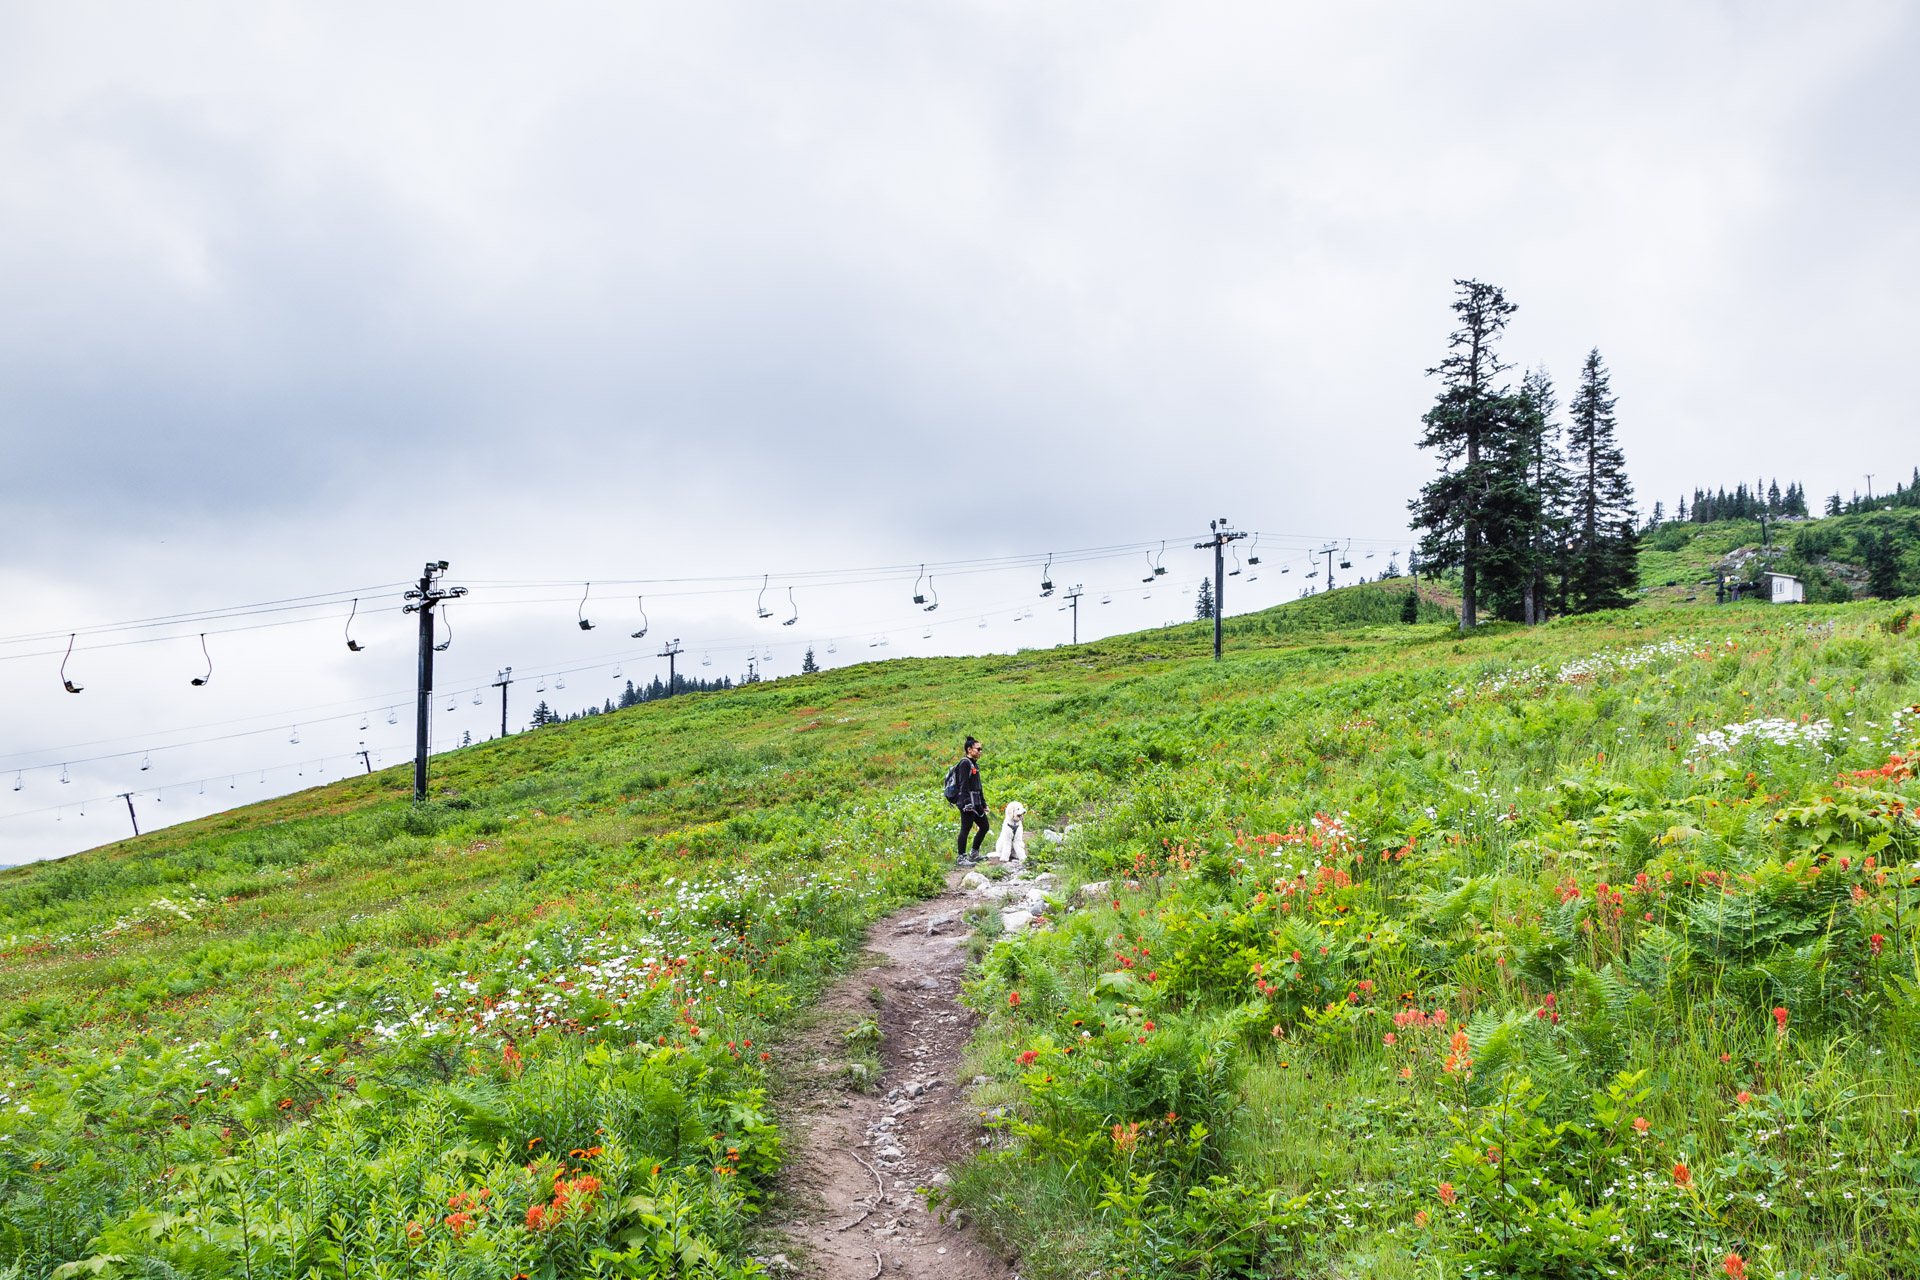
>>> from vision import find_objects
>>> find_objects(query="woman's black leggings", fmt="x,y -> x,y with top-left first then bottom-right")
957,809 -> 990,857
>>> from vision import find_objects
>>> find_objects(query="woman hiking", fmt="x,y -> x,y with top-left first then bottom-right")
944,735 -> 989,864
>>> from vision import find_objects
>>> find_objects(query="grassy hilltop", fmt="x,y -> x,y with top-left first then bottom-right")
4,582 -> 1920,1278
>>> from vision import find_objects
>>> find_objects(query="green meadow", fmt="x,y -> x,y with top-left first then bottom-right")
3,579 -> 1919,1279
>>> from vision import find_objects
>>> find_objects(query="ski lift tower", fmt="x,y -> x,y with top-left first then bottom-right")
1195,519 -> 1248,661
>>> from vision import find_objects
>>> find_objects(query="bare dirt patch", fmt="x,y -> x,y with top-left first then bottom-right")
762,871 -> 1016,1280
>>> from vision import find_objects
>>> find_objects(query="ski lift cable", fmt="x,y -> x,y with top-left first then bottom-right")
0,736 -> 423,824
4,531 -> 1403,652
0,533 -> 1400,663
0,581 -> 417,650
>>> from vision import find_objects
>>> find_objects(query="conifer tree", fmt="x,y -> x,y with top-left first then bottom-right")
802,646 -> 819,674
1409,279 -> 1518,629
1401,588 -> 1420,623
1514,368 -> 1571,624
1195,577 -> 1215,620
1563,348 -> 1637,612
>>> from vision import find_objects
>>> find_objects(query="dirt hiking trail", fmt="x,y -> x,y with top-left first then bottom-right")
763,865 -> 1059,1280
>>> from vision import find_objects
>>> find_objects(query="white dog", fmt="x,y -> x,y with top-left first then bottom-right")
993,800 -> 1028,862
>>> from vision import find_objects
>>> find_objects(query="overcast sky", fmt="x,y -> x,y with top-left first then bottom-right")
2,2 -> 1916,864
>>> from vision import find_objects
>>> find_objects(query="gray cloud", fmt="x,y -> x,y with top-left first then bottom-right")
1,2 -> 1916,861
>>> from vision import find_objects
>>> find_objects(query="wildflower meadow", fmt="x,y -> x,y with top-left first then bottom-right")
3,580 -> 1918,1278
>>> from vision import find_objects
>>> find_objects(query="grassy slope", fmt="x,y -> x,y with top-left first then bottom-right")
3,581 -> 1919,1277
1638,512 -> 1920,609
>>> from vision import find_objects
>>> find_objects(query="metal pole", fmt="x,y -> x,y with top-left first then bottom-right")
119,791 -> 139,836
492,667 -> 513,738
415,583 -> 433,802
403,560 -> 464,802
1213,541 -> 1224,661
359,750 -> 372,774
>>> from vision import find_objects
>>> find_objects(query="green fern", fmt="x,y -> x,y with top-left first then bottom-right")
1624,926 -> 1688,1000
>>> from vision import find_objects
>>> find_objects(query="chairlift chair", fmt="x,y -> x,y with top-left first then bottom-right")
433,605 -> 453,652
922,576 -> 938,611
387,707 -> 398,724
631,596 -> 649,639
290,726 -> 301,744
1247,534 -> 1261,567
191,632 -> 213,686
913,565 -> 929,606
578,583 -> 596,630
345,598 -> 367,651
140,752 -> 150,771
1040,553 -> 1054,596
446,693 -> 456,711
60,764 -> 70,784
1228,546 -> 1242,576
472,688 -> 482,705
360,713 -> 370,730
1099,592 -> 1112,604
10,772 -> 19,792
555,675 -> 566,689
756,575 -> 774,619
612,662 -> 623,679
60,633 -> 82,693
784,587 -> 798,626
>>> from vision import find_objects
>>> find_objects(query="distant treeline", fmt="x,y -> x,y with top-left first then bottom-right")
528,674 -> 737,727
1655,467 -> 1920,526
1658,480 -> 1810,525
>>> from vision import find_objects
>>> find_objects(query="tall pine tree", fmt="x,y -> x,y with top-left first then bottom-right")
1513,368 -> 1572,624
1409,279 -> 1518,630
1563,348 -> 1637,612
1194,577 -> 1215,620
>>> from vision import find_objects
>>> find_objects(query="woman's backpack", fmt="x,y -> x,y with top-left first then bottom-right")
943,761 -> 966,805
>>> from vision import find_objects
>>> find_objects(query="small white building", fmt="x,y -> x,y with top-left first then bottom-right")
1764,572 -> 1804,604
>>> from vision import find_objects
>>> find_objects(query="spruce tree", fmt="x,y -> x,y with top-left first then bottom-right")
1515,368 -> 1571,623
802,646 -> 819,674
1409,279 -> 1518,629
1862,528 -> 1908,598
1401,588 -> 1420,623
1195,577 -> 1215,620
1563,348 -> 1637,612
